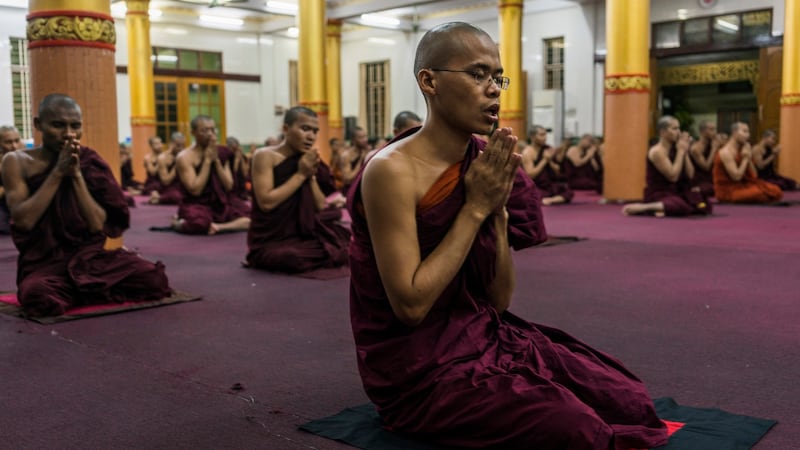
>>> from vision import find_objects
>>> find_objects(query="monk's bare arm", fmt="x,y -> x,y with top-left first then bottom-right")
689,142 -> 713,171
363,156 -> 485,326
567,146 -> 593,167
252,149 -> 306,211
520,147 -> 548,179
176,151 -> 212,196
751,145 -> 773,170
684,151 -> 696,180
1,152 -> 63,231
70,169 -> 107,233
719,148 -> 750,182
309,176 -> 327,211
144,154 -> 159,176
650,146 -> 685,183
340,149 -> 363,184
213,158 -> 234,192
487,210 -> 514,313
364,129 -> 520,327
157,153 -> 177,184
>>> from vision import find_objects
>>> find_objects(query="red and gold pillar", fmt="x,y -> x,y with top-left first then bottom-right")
603,0 -> 650,201
498,0 -> 525,136
125,0 -> 156,183
326,19 -> 343,141
27,0 -> 120,180
298,0 -> 330,164
778,0 -> 800,180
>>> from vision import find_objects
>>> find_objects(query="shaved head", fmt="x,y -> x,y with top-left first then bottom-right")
38,93 -> 80,120
413,22 -> 493,75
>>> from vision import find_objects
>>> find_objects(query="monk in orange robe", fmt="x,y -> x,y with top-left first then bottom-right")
713,122 -> 783,204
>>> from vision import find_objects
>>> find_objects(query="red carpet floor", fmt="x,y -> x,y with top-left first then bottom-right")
1,191 -> 798,449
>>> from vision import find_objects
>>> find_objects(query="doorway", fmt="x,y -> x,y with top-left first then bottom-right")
154,76 -> 226,144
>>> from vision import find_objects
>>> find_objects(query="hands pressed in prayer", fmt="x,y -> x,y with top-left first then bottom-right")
465,127 -> 521,219
676,132 -> 691,154
543,147 -> 556,161
55,138 -> 81,178
298,148 -> 320,177
204,138 -> 219,163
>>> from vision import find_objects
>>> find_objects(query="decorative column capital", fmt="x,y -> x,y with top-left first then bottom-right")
604,73 -> 651,94
780,93 -> 800,107
125,0 -> 151,15
498,0 -> 524,9
27,11 -> 116,50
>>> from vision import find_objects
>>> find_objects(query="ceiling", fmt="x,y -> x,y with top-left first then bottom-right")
109,0 -> 585,35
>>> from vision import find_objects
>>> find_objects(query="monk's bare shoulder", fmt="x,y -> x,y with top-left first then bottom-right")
362,142 -> 415,192
2,148 -> 41,179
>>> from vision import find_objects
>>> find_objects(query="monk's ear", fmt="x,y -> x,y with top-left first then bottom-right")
418,69 -> 437,97
33,117 -> 42,132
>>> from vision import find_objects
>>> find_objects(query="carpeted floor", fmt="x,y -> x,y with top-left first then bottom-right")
1,190 -> 798,449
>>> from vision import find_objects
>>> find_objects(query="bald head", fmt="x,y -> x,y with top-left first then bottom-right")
38,93 -> 80,120
413,22 -> 493,75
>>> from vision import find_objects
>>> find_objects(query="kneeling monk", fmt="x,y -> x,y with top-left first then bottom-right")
173,115 -> 251,234
0,94 -> 171,317
713,122 -> 783,204
348,22 -> 668,450
246,107 -> 349,273
623,116 -> 712,217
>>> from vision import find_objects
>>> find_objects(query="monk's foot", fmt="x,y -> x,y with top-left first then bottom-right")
622,204 -> 649,216
208,223 -> 220,235
171,216 -> 184,231
542,197 -> 554,206
148,192 -> 160,204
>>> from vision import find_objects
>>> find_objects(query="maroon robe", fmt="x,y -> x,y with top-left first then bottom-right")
142,171 -> 161,195
120,159 -> 141,191
565,148 -> 603,193
757,145 -> 797,191
347,134 -> 668,449
232,154 -> 250,200
532,145 -> 574,202
12,147 -> 171,317
644,145 -> 712,216
0,196 -> 9,234
156,160 -> 183,205
177,146 -> 251,234
692,140 -> 715,198
247,152 -> 350,273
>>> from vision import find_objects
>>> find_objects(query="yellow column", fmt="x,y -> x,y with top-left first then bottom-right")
298,0 -> 330,164
326,19 -> 343,141
126,0 -> 156,184
603,0 -> 650,200
27,0 -> 123,248
498,0 -> 525,136
778,0 -> 800,180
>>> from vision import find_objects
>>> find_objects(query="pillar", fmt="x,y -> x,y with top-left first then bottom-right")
27,0 -> 122,248
298,0 -> 330,164
603,0 -> 650,201
326,19 -> 343,141
27,0 -> 120,180
498,0 -> 525,136
778,0 -> 800,180
126,0 -> 156,183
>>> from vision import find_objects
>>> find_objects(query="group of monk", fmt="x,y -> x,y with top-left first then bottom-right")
623,117 -> 792,217
2,20 -> 797,448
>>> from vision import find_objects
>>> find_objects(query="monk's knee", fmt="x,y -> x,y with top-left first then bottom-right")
17,276 -> 73,316
524,403 -> 612,450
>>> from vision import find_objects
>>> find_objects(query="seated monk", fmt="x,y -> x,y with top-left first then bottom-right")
245,106 -> 349,273
227,136 -> 251,200
329,137 -> 345,190
520,125 -> 573,205
753,129 -> 798,191
713,122 -> 783,204
119,142 -> 142,194
141,136 -> 163,195
149,132 -> 184,205
565,133 -> 603,193
622,116 -> 712,217
173,115 -> 251,235
348,22 -> 667,449
689,120 -> 722,198
338,126 -> 371,194
366,111 -> 424,161
1,125 -> 25,234
0,94 -> 171,317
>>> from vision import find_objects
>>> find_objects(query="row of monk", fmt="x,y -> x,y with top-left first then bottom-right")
0,21 -> 792,446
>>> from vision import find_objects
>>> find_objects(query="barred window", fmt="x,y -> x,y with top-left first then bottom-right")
360,60 -> 390,139
10,37 -> 32,140
544,37 -> 565,90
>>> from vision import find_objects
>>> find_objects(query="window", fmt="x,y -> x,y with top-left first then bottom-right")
544,37 -> 564,90
289,60 -> 298,107
653,9 -> 773,51
360,61 -> 390,139
10,37 -> 32,140
152,46 -> 222,73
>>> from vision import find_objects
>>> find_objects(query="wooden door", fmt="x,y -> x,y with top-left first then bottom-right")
756,46 -> 783,140
718,108 -> 757,141
153,76 -> 226,144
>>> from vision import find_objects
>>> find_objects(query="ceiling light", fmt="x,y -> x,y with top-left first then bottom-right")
715,19 -> 739,32
111,2 -> 126,18
360,13 -> 400,28
677,9 -> 688,20
165,27 -> 188,35
367,37 -> 395,46
199,15 -> 244,27
149,8 -> 162,18
286,26 -> 299,38
266,0 -> 297,15
0,0 -> 27,7
236,37 -> 259,44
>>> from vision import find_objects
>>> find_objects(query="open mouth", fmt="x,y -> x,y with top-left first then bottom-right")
485,104 -> 500,121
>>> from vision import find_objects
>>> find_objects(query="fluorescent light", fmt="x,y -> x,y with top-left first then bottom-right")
199,15 -> 244,27
236,37 -> 259,44
149,8 -> 162,18
266,0 -> 297,15
286,26 -> 299,38
0,0 -> 28,8
165,27 -> 188,35
150,54 -> 178,62
360,13 -> 400,28
111,2 -> 126,18
715,19 -> 739,32
677,9 -> 688,20
367,37 -> 395,46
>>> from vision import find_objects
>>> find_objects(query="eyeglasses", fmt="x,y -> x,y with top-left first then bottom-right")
429,68 -> 510,90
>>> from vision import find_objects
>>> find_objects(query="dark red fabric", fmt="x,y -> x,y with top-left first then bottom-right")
692,141 -> 715,198
120,159 -> 141,191
0,197 -> 9,234
565,150 -> 603,193
177,146 -> 251,234
757,145 -> 797,191
346,133 -> 667,449
532,145 -> 574,202
142,172 -> 161,195
11,147 -> 171,317
232,157 -> 250,200
247,152 -> 349,273
156,161 -> 183,205
713,152 -> 783,204
644,145 -> 712,216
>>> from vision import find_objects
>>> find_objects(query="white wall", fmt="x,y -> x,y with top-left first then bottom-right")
0,7 -> 28,129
